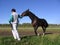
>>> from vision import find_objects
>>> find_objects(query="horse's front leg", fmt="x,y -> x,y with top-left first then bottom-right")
34,26 -> 38,36
42,26 -> 46,36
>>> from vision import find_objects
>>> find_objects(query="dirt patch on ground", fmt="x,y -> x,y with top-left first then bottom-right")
0,30 -> 60,36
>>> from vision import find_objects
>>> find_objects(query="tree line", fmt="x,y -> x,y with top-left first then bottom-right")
0,23 -> 60,27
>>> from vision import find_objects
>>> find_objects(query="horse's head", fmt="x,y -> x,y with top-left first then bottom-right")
21,9 -> 29,17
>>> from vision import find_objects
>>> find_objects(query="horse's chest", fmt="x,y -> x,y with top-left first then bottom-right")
32,20 -> 37,26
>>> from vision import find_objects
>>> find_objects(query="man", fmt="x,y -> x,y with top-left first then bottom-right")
9,8 -> 22,41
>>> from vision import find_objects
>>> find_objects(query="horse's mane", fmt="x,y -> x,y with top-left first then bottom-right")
29,11 -> 39,19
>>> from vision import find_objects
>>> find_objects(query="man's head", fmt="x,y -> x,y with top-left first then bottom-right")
11,8 -> 16,12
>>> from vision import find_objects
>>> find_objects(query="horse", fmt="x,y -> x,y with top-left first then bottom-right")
21,9 -> 48,36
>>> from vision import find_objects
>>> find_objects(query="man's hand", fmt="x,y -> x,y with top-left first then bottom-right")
18,14 -> 23,19
9,21 -> 11,24
9,21 -> 12,24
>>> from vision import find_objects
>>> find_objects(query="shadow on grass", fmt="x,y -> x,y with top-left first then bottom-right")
45,32 -> 53,35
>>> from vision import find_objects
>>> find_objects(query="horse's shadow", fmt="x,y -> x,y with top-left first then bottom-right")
40,32 -> 53,35
21,32 -> 53,40
45,32 -> 53,35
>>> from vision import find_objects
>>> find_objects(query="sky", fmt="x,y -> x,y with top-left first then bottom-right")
0,0 -> 60,24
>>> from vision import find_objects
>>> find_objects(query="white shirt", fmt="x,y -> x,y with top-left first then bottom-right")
11,12 -> 18,24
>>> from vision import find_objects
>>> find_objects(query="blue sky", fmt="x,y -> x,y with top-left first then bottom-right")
0,0 -> 60,24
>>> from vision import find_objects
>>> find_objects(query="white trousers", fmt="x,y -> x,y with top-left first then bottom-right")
11,23 -> 20,41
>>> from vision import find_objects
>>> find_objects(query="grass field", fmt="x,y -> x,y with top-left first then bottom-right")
0,25 -> 60,45
0,34 -> 60,45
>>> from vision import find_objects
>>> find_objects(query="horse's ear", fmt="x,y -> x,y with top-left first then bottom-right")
27,9 -> 29,11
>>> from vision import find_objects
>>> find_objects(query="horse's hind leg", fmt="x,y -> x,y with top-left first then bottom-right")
42,26 -> 46,36
34,26 -> 38,36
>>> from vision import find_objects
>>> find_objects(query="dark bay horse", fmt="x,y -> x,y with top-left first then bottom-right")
21,9 -> 48,36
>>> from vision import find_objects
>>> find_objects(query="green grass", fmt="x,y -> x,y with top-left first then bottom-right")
0,26 -> 60,31
0,26 -> 60,45
0,34 -> 60,45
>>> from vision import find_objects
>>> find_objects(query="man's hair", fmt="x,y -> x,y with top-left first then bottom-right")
11,8 -> 16,12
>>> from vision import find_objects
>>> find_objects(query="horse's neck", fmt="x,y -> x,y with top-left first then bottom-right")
28,12 -> 38,21
28,15 -> 34,21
